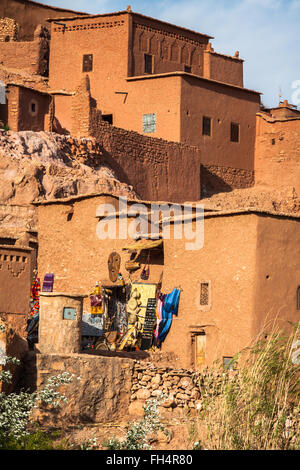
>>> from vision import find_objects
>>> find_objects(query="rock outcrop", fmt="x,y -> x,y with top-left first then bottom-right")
0,130 -> 139,233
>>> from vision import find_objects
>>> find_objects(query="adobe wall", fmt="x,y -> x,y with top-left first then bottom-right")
203,49 -> 243,87
0,17 -> 18,42
0,0 -> 87,41
91,121 -> 201,203
255,114 -> 300,192
161,214 -> 258,369
0,245 -> 32,316
0,24 -> 49,76
0,317 -> 28,393
48,13 -> 129,121
36,195 -> 164,316
0,39 -> 41,74
0,244 -> 33,349
30,353 -> 134,424
180,75 -> 260,170
130,16 -> 208,77
253,215 -> 300,337
7,84 -> 52,132
201,164 -> 254,195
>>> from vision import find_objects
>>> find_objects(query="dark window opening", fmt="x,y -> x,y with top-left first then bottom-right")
5,36 -> 10,42
231,122 -> 240,142
223,357 -> 235,370
184,65 -> 191,73
202,116 -> 211,136
144,54 -> 153,74
102,114 -> 113,125
82,54 -> 93,72
31,102 -> 36,113
200,282 -> 209,306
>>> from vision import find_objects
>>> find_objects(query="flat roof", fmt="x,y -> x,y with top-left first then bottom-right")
33,192 -> 300,220
15,0 -> 88,15
47,9 -> 213,41
257,112 -> 300,123
127,71 -> 262,96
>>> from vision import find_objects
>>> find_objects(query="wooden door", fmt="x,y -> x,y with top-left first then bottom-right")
195,333 -> 206,369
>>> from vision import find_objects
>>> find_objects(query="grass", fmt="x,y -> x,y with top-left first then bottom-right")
193,322 -> 300,450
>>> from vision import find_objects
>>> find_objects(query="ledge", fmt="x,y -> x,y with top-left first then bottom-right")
39,292 -> 88,298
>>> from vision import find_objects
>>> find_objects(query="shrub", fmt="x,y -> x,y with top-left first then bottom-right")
0,323 -> 77,449
104,395 -> 169,450
197,323 -> 300,450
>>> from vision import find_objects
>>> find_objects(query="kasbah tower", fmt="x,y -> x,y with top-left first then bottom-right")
0,0 -> 299,415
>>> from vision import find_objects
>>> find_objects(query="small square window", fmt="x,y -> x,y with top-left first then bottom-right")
143,113 -> 156,133
223,357 -> 235,370
144,54 -> 153,74
184,65 -> 191,73
231,122 -> 239,142
202,116 -> 211,136
82,54 -> 93,72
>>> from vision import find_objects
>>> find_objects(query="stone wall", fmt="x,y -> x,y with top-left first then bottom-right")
0,17 -> 18,42
92,120 -> 201,203
0,25 -> 49,76
201,164 -> 255,196
130,361 -> 202,413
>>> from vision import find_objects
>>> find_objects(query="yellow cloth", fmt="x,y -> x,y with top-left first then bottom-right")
130,282 -> 157,332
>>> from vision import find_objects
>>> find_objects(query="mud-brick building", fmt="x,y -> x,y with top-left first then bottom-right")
255,100 -> 300,193
35,193 -> 300,369
0,204 -> 37,336
47,8 -> 261,173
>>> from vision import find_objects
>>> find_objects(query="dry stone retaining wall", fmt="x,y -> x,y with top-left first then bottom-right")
131,361 -> 208,412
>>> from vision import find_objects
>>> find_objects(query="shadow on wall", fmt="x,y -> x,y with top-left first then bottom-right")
101,147 -> 137,193
201,165 -> 233,197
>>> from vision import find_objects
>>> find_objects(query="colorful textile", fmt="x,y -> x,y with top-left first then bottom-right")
42,273 -> 54,292
158,289 -> 180,343
154,297 -> 164,341
30,271 -> 40,317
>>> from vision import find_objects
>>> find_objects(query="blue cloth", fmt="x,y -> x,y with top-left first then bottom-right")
158,288 -> 180,343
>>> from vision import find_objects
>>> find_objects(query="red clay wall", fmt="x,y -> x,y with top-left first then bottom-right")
7,84 -> 51,132
0,245 -> 32,316
0,25 -> 49,76
36,195 -> 164,316
203,50 -> 243,87
201,164 -> 254,195
161,214 -> 257,368
130,15 -> 208,77
92,121 -> 201,203
180,75 -> 260,170
253,215 -> 300,338
49,13 -> 129,119
0,38 -> 41,74
0,0 -> 87,41
255,114 -> 300,192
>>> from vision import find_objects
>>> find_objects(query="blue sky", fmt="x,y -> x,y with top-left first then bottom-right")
40,0 -> 300,108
